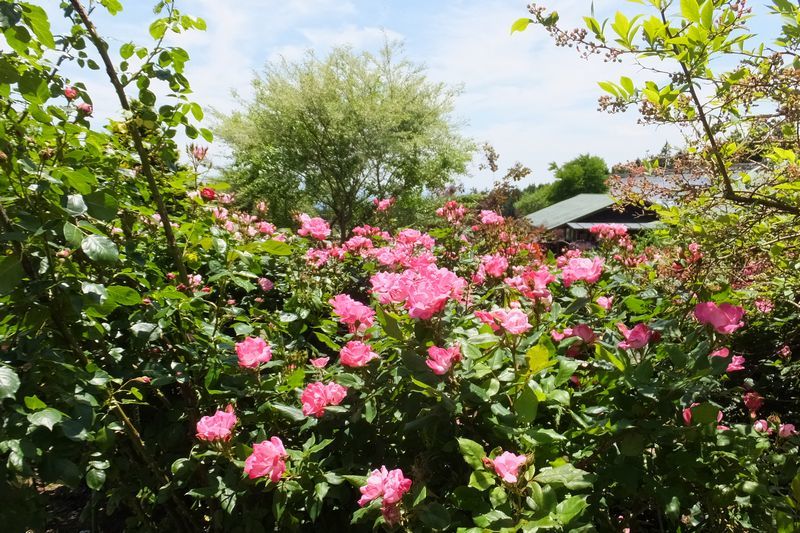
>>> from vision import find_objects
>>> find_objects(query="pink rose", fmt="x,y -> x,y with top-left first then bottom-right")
340,340 -> 378,367
596,296 -> 613,310
373,198 -> 395,212
572,324 -> 597,344
493,306 -> 532,335
63,86 -> 79,100
694,302 -> 745,334
310,357 -> 329,368
742,391 -> 764,417
297,213 -> 331,240
196,404 -> 237,441
235,337 -> 272,368
329,294 -> 375,334
426,345 -> 462,375
561,256 -> 604,287
200,187 -> 216,201
358,466 -> 412,507
479,210 -> 504,225
244,437 -> 287,482
779,423 -> 797,438
481,254 -> 509,278
753,419 -> 771,434
258,277 -> 274,292
76,102 -> 93,115
617,323 -> 658,350
192,145 -> 208,161
301,382 -> 348,417
486,451 -> 527,483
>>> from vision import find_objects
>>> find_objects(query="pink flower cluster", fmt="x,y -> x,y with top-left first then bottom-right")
551,324 -> 597,345
426,345 -> 462,375
301,382 -> 348,417
504,267 -> 556,304
370,264 -> 466,320
373,197 -> 395,212
297,213 -> 331,240
475,303 -> 531,335
479,210 -> 505,225
329,294 -> 375,334
589,223 -> 628,240
358,466 -> 412,523
235,337 -> 272,368
436,200 -> 467,223
616,323 -> 658,350
244,437 -> 288,482
340,340 -> 378,367
694,302 -> 745,334
484,451 -> 527,483
561,257 -> 604,287
478,254 -> 509,280
196,405 -> 237,441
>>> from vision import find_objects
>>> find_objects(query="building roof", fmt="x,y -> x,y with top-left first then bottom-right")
525,194 -> 615,230
566,221 -> 662,230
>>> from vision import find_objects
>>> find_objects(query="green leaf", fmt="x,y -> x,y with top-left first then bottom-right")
556,495 -> 588,526
262,239 -> 292,255
27,408 -> 63,430
534,464 -> 594,490
0,366 -> 21,400
527,342 -> 555,374
510,18 -> 532,34
681,0 -> 700,22
63,222 -> 84,247
417,503 -> 451,530
690,402 -> 719,424
0,255 -> 24,294
120,42 -> 135,59
469,470 -> 495,490
24,395 -> 46,410
20,3 -> 54,48
65,194 -> 88,216
86,468 -> 106,490
457,438 -> 487,469
700,0 -> 714,29
81,235 -> 119,263
620,76 -> 634,95
515,385 -> 539,423
84,190 -> 119,221
273,403 -> 305,422
107,285 -> 141,306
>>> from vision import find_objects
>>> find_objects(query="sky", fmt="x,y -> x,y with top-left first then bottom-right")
46,0 -> 780,190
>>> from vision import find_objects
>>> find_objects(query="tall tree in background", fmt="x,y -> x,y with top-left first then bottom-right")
547,154 -> 609,204
216,43 -> 473,236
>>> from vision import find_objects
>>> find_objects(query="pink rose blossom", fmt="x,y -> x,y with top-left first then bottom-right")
755,299 -> 774,313
301,382 -> 348,417
481,254 -> 509,278
426,345 -> 462,375
561,257 -> 604,287
258,277 -> 274,292
64,86 -> 79,100
340,340 -> 378,367
235,337 -> 272,368
479,210 -> 504,225
694,302 -> 745,334
329,294 -> 375,333
310,357 -> 330,368
596,296 -> 613,310
358,466 -> 412,507
753,419 -> 771,434
778,423 -> 797,438
743,391 -> 764,417
486,451 -> 527,483
494,306 -> 532,335
76,102 -> 93,115
244,437 -> 287,482
617,323 -> 658,350
373,197 -> 395,212
196,404 -> 237,441
297,213 -> 331,240
726,355 -> 746,372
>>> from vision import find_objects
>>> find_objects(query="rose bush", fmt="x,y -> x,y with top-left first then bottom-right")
0,1 -> 798,532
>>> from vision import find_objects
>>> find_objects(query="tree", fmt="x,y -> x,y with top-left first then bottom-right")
514,182 -> 553,215
547,154 -> 609,204
216,43 -> 473,236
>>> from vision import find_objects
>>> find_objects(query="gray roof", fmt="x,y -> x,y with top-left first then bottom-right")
566,221 -> 662,230
525,194 -> 615,230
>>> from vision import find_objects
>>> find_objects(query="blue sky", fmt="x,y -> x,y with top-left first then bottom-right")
48,0 -> 781,189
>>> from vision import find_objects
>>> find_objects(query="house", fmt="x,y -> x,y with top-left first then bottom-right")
524,194 -> 660,246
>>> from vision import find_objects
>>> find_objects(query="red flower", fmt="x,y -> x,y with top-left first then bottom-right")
200,187 -> 216,201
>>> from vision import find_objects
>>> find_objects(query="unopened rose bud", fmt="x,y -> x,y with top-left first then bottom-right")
64,86 -> 79,100
76,102 -> 93,116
